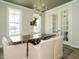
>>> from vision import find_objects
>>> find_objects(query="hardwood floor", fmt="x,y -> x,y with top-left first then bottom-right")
0,48 -> 3,59
63,45 -> 79,59
0,45 -> 79,59
67,48 -> 79,59
67,53 -> 79,59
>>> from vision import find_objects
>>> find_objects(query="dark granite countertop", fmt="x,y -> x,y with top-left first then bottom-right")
4,34 -> 56,45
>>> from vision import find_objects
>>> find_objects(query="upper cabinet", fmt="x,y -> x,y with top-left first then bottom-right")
44,12 -> 53,34
61,6 -> 72,42
44,2 -> 72,43
52,13 -> 58,33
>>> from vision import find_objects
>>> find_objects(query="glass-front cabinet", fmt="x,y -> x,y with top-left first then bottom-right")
52,13 -> 58,33
45,4 -> 72,45
61,6 -> 72,43
61,9 -> 69,41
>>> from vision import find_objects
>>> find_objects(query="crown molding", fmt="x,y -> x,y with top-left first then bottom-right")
45,0 -> 76,13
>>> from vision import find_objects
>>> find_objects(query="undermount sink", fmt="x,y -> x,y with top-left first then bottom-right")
31,33 -> 56,40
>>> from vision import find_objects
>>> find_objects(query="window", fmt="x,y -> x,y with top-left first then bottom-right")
33,13 -> 41,33
8,8 -> 22,36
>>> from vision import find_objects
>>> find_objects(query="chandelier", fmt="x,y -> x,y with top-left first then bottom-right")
30,0 -> 47,26
33,0 -> 47,13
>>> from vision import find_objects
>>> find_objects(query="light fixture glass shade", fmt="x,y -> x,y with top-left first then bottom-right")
33,0 -> 47,12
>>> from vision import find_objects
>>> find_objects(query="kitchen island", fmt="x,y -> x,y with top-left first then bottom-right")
2,34 -> 63,59
3,34 -> 56,45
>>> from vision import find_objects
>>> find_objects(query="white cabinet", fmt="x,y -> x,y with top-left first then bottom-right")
28,36 -> 63,59
45,12 -> 53,34
2,37 -> 27,59
60,5 -> 72,45
45,4 -> 72,45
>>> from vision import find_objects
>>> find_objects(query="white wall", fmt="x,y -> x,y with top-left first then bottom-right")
41,13 -> 45,33
0,2 -> 7,47
0,1 -> 33,47
71,0 -> 79,48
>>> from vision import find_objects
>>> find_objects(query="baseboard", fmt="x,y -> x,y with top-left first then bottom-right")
63,41 -> 71,46
71,45 -> 79,49
63,41 -> 79,49
0,45 -> 3,48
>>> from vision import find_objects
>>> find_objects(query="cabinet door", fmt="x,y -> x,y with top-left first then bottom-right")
3,43 -> 27,59
45,13 -> 53,34
45,12 -> 59,34
52,13 -> 58,33
40,38 -> 56,59
61,5 -> 72,43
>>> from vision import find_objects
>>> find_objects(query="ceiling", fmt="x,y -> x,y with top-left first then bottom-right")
3,0 -> 72,11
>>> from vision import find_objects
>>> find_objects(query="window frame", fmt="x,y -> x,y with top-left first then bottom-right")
7,7 -> 22,36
